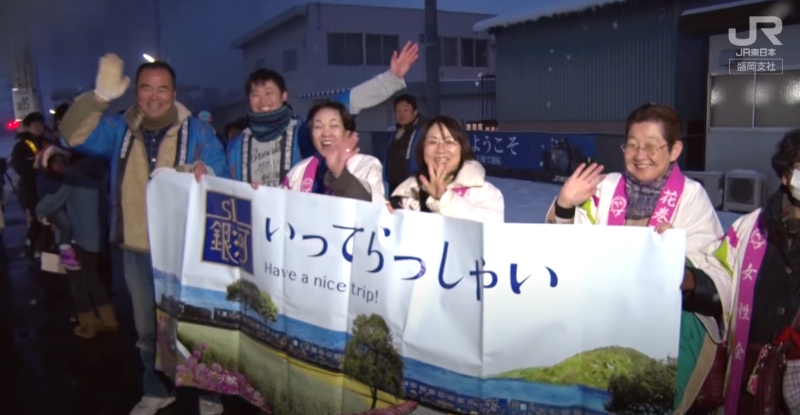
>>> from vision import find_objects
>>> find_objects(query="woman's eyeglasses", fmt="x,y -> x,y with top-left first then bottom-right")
621,143 -> 667,157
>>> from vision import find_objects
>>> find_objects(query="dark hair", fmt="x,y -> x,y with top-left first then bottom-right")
415,116 -> 475,181
15,131 -> 35,141
393,94 -> 418,110
306,101 -> 356,132
53,103 -> 70,123
22,112 -> 45,127
224,122 -> 243,138
625,103 -> 682,149
135,61 -> 177,88
771,128 -> 800,179
245,68 -> 287,95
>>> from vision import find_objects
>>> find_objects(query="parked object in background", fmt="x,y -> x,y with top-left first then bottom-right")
723,169 -> 767,213
684,171 -> 724,209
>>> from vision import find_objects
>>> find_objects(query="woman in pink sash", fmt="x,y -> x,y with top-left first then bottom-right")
545,103 -> 728,412
390,116 -> 504,222
685,130 -> 800,414
281,101 -> 385,203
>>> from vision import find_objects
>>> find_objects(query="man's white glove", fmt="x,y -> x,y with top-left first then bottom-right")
94,54 -> 131,102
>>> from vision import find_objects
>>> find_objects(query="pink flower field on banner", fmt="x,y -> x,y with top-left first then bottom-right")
176,343 -> 269,412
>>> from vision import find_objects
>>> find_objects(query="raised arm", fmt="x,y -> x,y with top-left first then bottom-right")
333,42 -> 419,115
60,54 -> 132,160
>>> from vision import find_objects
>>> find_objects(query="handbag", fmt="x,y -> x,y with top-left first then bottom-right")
691,342 -> 727,409
748,309 -> 800,415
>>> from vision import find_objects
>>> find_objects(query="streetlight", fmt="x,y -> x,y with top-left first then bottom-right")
49,109 -> 55,114
143,54 -> 155,63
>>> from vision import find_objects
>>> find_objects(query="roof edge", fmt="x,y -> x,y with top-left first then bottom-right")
473,0 -> 628,32
230,4 -> 308,49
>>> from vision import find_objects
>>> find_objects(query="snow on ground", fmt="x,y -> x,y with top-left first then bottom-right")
488,176 -> 742,231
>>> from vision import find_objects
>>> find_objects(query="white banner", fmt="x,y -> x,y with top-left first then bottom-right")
149,172 -> 686,415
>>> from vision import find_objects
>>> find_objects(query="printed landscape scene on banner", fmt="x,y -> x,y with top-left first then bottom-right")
148,173 -> 683,415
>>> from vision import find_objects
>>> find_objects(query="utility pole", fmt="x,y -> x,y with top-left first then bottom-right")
11,46 -> 41,122
424,0 -> 441,116
154,0 -> 162,59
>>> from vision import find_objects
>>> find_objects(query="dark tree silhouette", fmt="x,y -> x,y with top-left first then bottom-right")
605,356 -> 677,415
225,278 -> 278,322
343,314 -> 404,409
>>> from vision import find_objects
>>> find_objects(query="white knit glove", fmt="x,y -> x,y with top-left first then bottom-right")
94,54 -> 131,102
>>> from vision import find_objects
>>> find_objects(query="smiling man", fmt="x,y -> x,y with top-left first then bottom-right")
226,41 -> 419,187
58,54 -> 227,415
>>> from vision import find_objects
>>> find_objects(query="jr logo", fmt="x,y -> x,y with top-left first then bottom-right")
729,16 -> 783,47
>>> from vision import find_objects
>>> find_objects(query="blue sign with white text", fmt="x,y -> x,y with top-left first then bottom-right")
202,192 -> 254,274
468,132 -> 597,183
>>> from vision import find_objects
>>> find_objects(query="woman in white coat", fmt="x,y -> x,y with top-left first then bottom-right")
390,116 -> 503,222
546,103 -> 727,413
281,101 -> 385,203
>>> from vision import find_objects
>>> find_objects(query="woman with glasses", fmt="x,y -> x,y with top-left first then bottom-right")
389,116 -> 504,222
545,103 -> 727,413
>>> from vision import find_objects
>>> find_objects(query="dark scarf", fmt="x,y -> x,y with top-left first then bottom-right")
763,188 -> 800,251
624,163 -> 675,220
247,105 -> 292,142
309,152 -> 330,195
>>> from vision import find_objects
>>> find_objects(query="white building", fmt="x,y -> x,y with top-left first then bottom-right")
213,3 -> 496,131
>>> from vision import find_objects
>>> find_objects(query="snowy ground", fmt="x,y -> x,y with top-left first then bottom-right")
489,176 -> 742,231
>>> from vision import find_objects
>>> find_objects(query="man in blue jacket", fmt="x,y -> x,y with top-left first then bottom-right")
227,41 -> 419,187
59,54 -> 227,415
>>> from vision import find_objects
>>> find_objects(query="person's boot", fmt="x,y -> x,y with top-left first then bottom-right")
96,304 -> 119,331
74,312 -> 97,338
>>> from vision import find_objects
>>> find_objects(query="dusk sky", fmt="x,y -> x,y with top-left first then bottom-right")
0,0 -> 544,119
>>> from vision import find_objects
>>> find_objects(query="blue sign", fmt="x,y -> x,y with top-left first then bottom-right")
467,132 -> 597,183
202,192 -> 254,274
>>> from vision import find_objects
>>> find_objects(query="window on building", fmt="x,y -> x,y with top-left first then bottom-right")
460,38 -> 475,67
754,70 -> 800,128
254,58 -> 265,70
440,37 -> 458,67
365,34 -> 399,66
709,70 -> 800,128
459,38 -> 489,67
327,33 -> 364,66
475,39 -> 489,67
283,49 -> 297,72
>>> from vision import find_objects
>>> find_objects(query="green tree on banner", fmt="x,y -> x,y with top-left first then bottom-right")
225,278 -> 278,322
343,314 -> 404,409
605,356 -> 677,415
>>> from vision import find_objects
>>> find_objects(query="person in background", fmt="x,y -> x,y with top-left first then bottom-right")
281,101 -> 384,203
546,103 -> 726,412
34,147 -> 80,270
197,110 -> 212,124
11,130 -> 44,258
683,130 -> 800,414
224,122 -> 243,142
53,103 -> 71,135
226,41 -> 418,188
390,116 -> 504,222
35,145 -> 119,339
386,94 -> 425,199
58,54 -> 227,415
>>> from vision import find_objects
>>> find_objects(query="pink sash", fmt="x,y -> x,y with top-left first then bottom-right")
280,157 -> 331,194
606,166 -> 686,227
724,220 -> 768,414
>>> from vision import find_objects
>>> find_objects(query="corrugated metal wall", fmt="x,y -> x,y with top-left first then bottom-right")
494,0 -> 681,123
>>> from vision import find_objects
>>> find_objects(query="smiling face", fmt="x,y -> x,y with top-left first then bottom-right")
311,107 -> 349,157
248,80 -> 287,114
136,67 -> 176,119
624,121 -> 682,183
423,123 -> 462,177
394,101 -> 417,126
